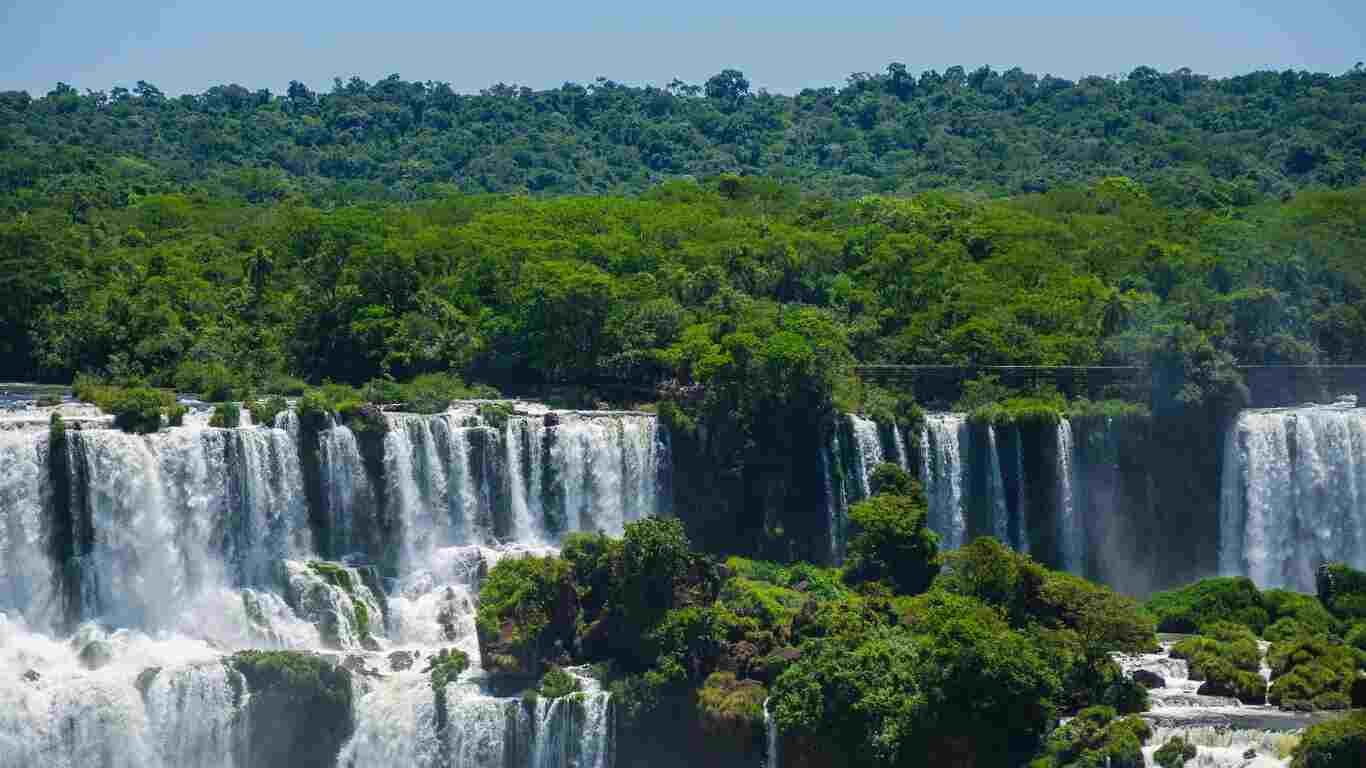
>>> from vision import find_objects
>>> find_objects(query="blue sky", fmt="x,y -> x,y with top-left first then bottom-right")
2,0 -> 1363,96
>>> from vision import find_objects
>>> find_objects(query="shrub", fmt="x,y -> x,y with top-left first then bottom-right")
478,401 -> 514,430
537,665 -> 581,699
1317,563 -> 1366,621
109,387 -> 173,434
209,402 -> 241,429
165,403 -> 187,427
1029,705 -> 1151,768
249,395 -> 290,428
1153,737 -> 1197,768
1263,589 -> 1340,637
1268,636 -> 1358,711
475,554 -> 576,677
1265,618 -> 1316,643
697,671 -> 767,740
261,373 -> 308,396
867,462 -> 914,497
424,647 -> 471,692
1291,710 -> 1366,768
1145,577 -> 1267,634
843,492 -> 940,595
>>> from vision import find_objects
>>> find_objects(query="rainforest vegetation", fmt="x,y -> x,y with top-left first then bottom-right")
4,64 -> 1366,768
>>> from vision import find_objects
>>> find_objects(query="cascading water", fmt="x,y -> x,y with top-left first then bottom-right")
1117,641 -> 1318,768
1219,404 -> 1366,592
985,425 -> 1010,544
0,427 -> 55,629
1054,418 -> 1083,574
821,427 -> 847,562
921,413 -> 968,550
0,396 -> 666,768
846,414 -> 883,500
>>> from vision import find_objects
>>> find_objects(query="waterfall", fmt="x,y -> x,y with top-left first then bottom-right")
531,672 -> 614,768
764,698 -> 779,768
921,414 -> 968,550
1055,418 -> 1083,574
1013,428 -> 1030,554
846,414 -> 884,500
985,425 -> 1010,543
0,427 -> 56,630
320,424 -> 376,559
506,417 -> 545,545
821,427 -> 847,562
0,615 -> 242,768
1219,405 -> 1366,591
1,399 -> 663,768
890,423 -> 909,472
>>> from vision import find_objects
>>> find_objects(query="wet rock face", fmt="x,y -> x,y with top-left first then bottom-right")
389,650 -> 414,672
1132,669 -> 1165,689
228,651 -> 355,768
77,640 -> 113,670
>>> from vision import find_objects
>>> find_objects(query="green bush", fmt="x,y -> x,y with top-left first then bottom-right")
249,395 -> 290,428
1030,706 -> 1151,768
425,647 -> 471,692
697,671 -> 767,740
173,359 -> 246,402
209,402 -> 241,428
843,492 -> 940,595
1153,736 -> 1197,768
475,554 -> 576,677
1145,577 -> 1267,634
867,462 -> 914,497
1268,636 -> 1358,711
1263,589 -> 1341,637
1318,563 -> 1366,621
1291,710 -> 1366,768
537,665 -> 581,699
261,373 -> 309,396
110,387 -> 173,434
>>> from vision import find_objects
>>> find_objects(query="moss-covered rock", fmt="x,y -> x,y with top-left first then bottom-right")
1154,737 -> 1197,768
227,650 -> 353,768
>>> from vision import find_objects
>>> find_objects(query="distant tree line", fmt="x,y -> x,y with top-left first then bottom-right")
1,63 -> 1363,211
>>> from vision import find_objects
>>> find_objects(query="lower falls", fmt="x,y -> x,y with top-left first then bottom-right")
4,395 -> 1366,766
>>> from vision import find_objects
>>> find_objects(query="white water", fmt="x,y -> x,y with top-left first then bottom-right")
764,697 -> 779,768
0,400 -> 663,768
985,425 -> 1010,544
846,414 -> 883,501
1219,404 -> 1366,591
0,428 -> 56,630
821,427 -> 846,562
1055,418 -> 1083,574
921,413 -> 968,550
1118,642 -> 1315,768
1013,429 -> 1031,554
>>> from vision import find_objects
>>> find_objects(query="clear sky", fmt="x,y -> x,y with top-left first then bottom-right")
2,0 -> 1363,96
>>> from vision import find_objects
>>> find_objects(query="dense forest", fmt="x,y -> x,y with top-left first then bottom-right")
1,64 -> 1363,209
4,63 -> 1366,768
